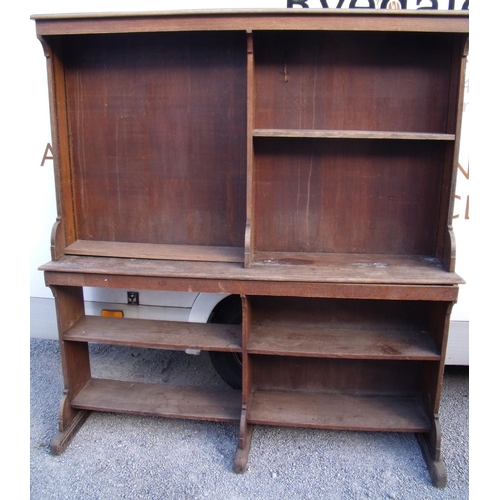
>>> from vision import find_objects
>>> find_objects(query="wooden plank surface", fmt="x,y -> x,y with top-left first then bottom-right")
66,241 -> 244,263
40,254 -> 464,285
72,378 -> 241,422
43,271 -> 460,302
253,129 -> 455,141
247,324 -> 440,360
63,32 -> 247,248
248,391 -> 430,432
64,315 -> 241,352
252,139 -> 447,257
32,10 -> 469,37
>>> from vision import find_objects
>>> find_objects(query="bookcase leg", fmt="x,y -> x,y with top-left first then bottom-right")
50,390 -> 90,455
234,405 -> 253,473
416,415 -> 447,488
49,286 -> 92,454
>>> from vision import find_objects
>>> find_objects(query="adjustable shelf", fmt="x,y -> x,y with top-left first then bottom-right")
33,9 -> 468,489
64,315 -> 242,352
253,129 -> 456,141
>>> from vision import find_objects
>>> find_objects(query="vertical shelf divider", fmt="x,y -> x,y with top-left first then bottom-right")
244,30 -> 255,268
234,294 -> 254,473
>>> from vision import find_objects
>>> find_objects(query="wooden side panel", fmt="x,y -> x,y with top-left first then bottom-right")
63,31 -> 247,247
39,37 -> 76,259
50,286 -> 90,400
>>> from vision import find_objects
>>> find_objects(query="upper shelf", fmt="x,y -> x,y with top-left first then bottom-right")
253,129 -> 455,141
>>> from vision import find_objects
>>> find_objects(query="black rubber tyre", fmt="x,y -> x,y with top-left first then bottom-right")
208,295 -> 243,390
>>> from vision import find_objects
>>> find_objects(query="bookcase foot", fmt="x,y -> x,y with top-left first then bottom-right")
234,424 -> 253,473
417,432 -> 447,488
50,391 -> 90,455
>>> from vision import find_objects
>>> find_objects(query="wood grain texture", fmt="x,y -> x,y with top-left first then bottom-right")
72,378 -> 241,422
254,31 -> 457,134
32,10 -> 469,37
43,270 -> 460,302
65,240 -> 244,263
248,391 -> 430,432
250,356 -> 425,396
64,31 -> 247,247
64,315 -> 241,352
253,138 -> 446,256
40,254 -> 464,286
248,325 -> 439,360
253,129 -> 455,141
247,296 -> 440,360
33,11 -> 468,477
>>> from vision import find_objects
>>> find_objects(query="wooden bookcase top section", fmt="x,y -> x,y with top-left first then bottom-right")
33,10 -> 468,281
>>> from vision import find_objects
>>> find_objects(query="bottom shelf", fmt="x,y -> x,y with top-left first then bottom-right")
248,390 -> 431,432
71,378 -> 242,423
71,381 -> 431,432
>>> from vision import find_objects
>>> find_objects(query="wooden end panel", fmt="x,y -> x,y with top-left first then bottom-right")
64,315 -> 241,352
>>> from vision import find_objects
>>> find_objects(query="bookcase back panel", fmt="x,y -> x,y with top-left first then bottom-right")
254,31 -> 456,133
249,296 -> 431,331
251,356 -> 424,396
253,138 -> 444,255
64,32 -> 247,247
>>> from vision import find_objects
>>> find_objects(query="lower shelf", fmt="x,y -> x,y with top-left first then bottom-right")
248,390 -> 431,432
64,315 -> 241,352
71,378 -> 242,423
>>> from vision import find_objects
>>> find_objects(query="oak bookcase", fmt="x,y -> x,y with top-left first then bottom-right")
32,9 -> 468,487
